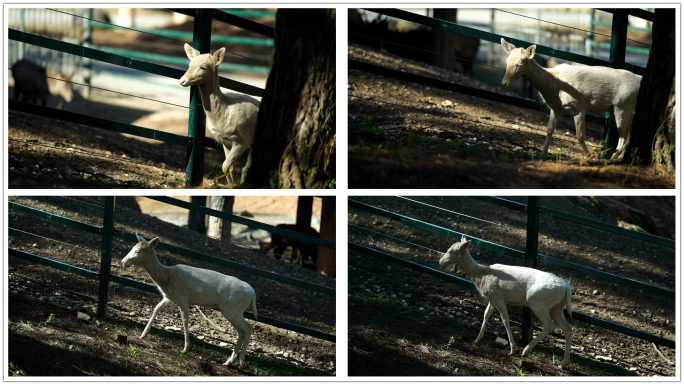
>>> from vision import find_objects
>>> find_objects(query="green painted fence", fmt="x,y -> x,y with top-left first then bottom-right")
8,197 -> 336,342
348,196 -> 674,348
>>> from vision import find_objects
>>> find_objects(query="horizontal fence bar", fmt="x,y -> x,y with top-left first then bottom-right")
112,229 -> 335,296
9,202 -> 103,235
165,8 -> 275,38
592,41 -> 651,55
9,29 -> 263,97
93,23 -> 274,46
591,20 -> 652,33
9,100 -> 191,147
572,311 -> 673,348
349,243 -> 674,348
146,196 -> 336,249
348,198 -> 525,259
597,8 -> 655,22
468,196 -> 527,213
110,273 -> 335,342
90,45 -> 269,74
349,241 -> 476,290
9,247 -> 99,280
540,207 -> 675,248
539,253 -> 675,298
349,59 -> 608,126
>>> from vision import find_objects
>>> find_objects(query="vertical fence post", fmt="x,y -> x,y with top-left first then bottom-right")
97,196 -> 116,318
185,8 -> 212,187
522,196 -> 541,344
82,8 -> 93,99
586,9 -> 595,57
603,9 -> 629,157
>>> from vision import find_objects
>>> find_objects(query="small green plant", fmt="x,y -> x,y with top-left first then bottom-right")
176,352 -> 187,361
44,312 -> 55,325
141,175 -> 151,188
170,177 -> 184,188
447,336 -> 455,348
327,179 -> 336,189
518,369 -> 526,376
206,162 -> 220,179
128,344 -> 140,357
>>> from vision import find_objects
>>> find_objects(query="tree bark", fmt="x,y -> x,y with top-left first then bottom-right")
188,196 -> 206,234
625,8 -> 675,171
430,9 -> 458,71
206,196 -> 234,242
316,199 -> 336,277
242,9 -> 336,189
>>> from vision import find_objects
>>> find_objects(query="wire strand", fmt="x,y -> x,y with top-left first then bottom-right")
394,196 -> 526,233
494,8 -> 651,47
58,196 -> 105,209
9,227 -> 100,254
348,222 -> 443,254
9,68 -> 189,109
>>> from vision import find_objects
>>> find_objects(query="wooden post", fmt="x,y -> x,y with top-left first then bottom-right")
316,199 -> 336,277
97,196 -> 116,318
522,196 -> 541,344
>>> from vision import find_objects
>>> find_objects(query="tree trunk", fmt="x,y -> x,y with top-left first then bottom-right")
206,196 -> 234,242
188,196 -> 206,234
316,199 -> 336,277
242,9 -> 336,189
625,8 -> 675,171
430,9 -> 458,71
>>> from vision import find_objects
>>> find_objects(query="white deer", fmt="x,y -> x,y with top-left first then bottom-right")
121,234 -> 258,366
179,44 -> 260,184
501,38 -> 642,159
439,235 -> 573,369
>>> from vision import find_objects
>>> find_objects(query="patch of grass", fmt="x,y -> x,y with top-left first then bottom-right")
170,177 -> 184,188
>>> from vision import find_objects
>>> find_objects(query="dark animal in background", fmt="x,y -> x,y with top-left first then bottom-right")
454,33 -> 481,77
11,59 -> 76,106
260,224 -> 319,271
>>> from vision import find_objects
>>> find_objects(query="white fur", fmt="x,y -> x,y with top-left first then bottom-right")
501,38 -> 642,159
440,235 -> 573,369
121,234 -> 258,366
179,44 -> 260,183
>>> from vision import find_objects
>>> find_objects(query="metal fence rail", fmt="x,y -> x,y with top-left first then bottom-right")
348,196 -> 674,348
8,197 -> 336,342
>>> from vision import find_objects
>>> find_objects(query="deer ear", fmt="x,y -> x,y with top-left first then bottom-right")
501,38 -> 514,54
213,48 -> 225,66
149,238 -> 160,248
464,240 -> 471,249
136,233 -> 146,243
184,43 -> 200,60
526,45 -> 536,59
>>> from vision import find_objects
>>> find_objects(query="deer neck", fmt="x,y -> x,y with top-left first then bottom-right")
459,249 -> 488,282
523,59 -> 558,99
142,251 -> 172,291
197,71 -> 226,118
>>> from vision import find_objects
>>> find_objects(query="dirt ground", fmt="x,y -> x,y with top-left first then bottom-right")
8,196 -> 336,376
348,196 -> 675,377
347,43 -> 675,189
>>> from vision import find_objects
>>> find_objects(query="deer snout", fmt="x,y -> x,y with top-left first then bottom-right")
179,77 -> 190,87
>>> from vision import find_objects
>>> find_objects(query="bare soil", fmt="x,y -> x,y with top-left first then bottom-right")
8,196 -> 336,376
348,196 -> 675,377
347,43 -> 675,189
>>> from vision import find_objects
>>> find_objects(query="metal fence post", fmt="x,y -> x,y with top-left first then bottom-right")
185,8 -> 212,187
603,9 -> 629,156
82,8 -> 93,99
97,196 -> 116,318
522,196 -> 541,344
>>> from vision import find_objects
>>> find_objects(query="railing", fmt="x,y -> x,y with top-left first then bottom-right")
348,196 -> 674,349
8,8 -> 274,187
351,8 -> 655,154
8,196 -> 336,342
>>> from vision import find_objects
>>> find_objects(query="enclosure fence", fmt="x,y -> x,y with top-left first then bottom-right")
9,8 -> 273,186
348,196 -> 674,349
350,8 -> 654,154
8,196 -> 336,342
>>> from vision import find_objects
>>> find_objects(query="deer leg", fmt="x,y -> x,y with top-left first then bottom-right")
550,305 -> 572,369
573,112 -> 590,157
474,301 -> 496,343
492,300 -> 517,355
611,108 -> 633,160
522,307 -> 555,357
141,297 -> 172,338
222,142 -> 248,184
542,110 -> 561,155
178,301 -> 191,354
